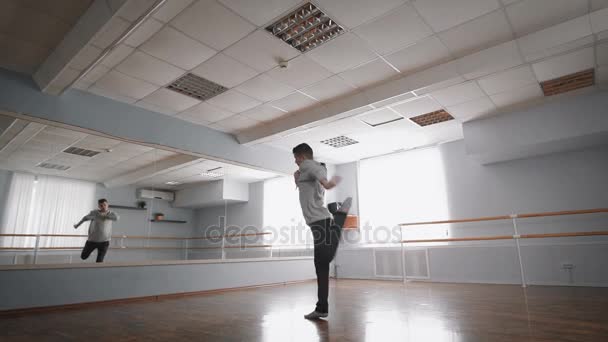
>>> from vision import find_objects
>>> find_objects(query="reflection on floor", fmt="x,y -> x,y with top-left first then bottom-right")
2,279 -> 608,341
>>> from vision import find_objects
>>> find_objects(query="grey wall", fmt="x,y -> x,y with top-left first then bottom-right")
335,140 -> 608,286
0,258 -> 316,311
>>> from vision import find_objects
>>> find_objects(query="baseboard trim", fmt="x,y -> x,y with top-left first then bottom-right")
0,279 -> 316,317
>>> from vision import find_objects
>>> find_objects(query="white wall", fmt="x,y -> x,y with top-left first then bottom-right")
335,140 -> 608,286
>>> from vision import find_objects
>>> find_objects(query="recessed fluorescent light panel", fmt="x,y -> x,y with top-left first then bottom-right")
266,2 -> 345,53
409,109 -> 454,127
540,69 -> 594,96
63,146 -> 100,157
37,162 -> 71,171
321,135 -> 359,148
166,73 -> 228,101
165,181 -> 181,185
201,167 -> 223,178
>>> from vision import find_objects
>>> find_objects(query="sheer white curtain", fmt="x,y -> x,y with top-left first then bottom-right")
1,172 -> 96,248
263,176 -> 312,247
359,147 -> 450,245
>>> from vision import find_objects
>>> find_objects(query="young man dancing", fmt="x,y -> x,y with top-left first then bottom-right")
74,198 -> 118,263
293,143 -> 351,320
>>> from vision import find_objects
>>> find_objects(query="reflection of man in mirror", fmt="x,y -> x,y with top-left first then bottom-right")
74,198 -> 119,263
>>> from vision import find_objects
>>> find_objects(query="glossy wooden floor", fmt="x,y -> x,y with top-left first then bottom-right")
2,279 -> 608,341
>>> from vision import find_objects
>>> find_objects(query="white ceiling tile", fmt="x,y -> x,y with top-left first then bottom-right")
140,26 -> 216,70
590,7 -> 608,33
506,0 -> 588,37
438,10 -> 513,57
446,96 -> 496,121
153,0 -> 195,22
215,114 -> 260,132
390,96 -> 443,118
88,85 -> 139,104
191,53 -> 259,88
338,58 -> 399,88
134,101 -> 178,115
477,65 -> 538,95
531,47 -> 595,81
224,30 -> 300,72
116,51 -> 185,86
94,70 -> 158,99
301,75 -> 357,101
316,0 -> 407,29
357,108 -> 402,125
181,102 -> 234,123
240,104 -> 287,122
209,122 -> 235,133
417,119 -> 463,143
235,74 -> 295,102
140,88 -> 201,112
490,83 -> 543,107
82,64 -> 110,84
206,89 -> 261,113
124,18 -> 164,47
100,44 -> 134,68
597,42 -> 608,66
92,16 -> 130,49
270,92 -> 318,112
266,56 -> 333,89
306,33 -> 377,73
354,4 -> 433,54
430,81 -> 486,106
412,0 -> 501,32
171,0 -> 256,50
500,0 -> 520,5
219,0 -> 301,26
384,36 -> 451,74
517,16 -> 593,62
457,41 -> 524,79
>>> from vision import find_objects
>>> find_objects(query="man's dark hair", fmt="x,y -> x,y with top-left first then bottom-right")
98,198 -> 108,205
292,143 -> 313,158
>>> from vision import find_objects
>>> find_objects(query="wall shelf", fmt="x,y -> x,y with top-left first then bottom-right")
112,205 -> 147,211
150,219 -> 187,224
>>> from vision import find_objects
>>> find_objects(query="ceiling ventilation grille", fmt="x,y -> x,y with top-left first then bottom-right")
321,135 -> 359,148
201,167 -> 223,178
266,2 -> 345,53
540,69 -> 595,96
166,73 -> 228,101
410,110 -> 454,127
37,162 -> 71,171
63,146 -> 100,157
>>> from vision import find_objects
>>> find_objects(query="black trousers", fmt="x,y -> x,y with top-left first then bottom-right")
81,240 -> 110,263
309,217 -> 342,313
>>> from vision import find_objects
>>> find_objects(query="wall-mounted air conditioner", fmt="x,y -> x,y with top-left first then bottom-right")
136,189 -> 175,202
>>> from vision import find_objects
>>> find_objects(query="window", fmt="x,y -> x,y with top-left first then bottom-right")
263,176 -> 312,247
358,147 -> 450,245
1,172 -> 96,248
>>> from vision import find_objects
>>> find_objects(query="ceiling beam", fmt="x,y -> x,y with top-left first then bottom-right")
33,0 -> 161,95
103,154 -> 200,188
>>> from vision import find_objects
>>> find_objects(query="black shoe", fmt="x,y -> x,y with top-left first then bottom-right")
304,310 -> 328,319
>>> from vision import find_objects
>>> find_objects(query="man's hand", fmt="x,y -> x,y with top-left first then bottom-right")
73,223 -> 79,229
319,176 -> 341,190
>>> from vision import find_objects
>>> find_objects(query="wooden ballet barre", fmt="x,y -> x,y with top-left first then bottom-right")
521,231 -> 608,239
401,230 -> 608,244
402,235 -> 514,243
399,207 -> 608,227
188,232 -> 272,240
